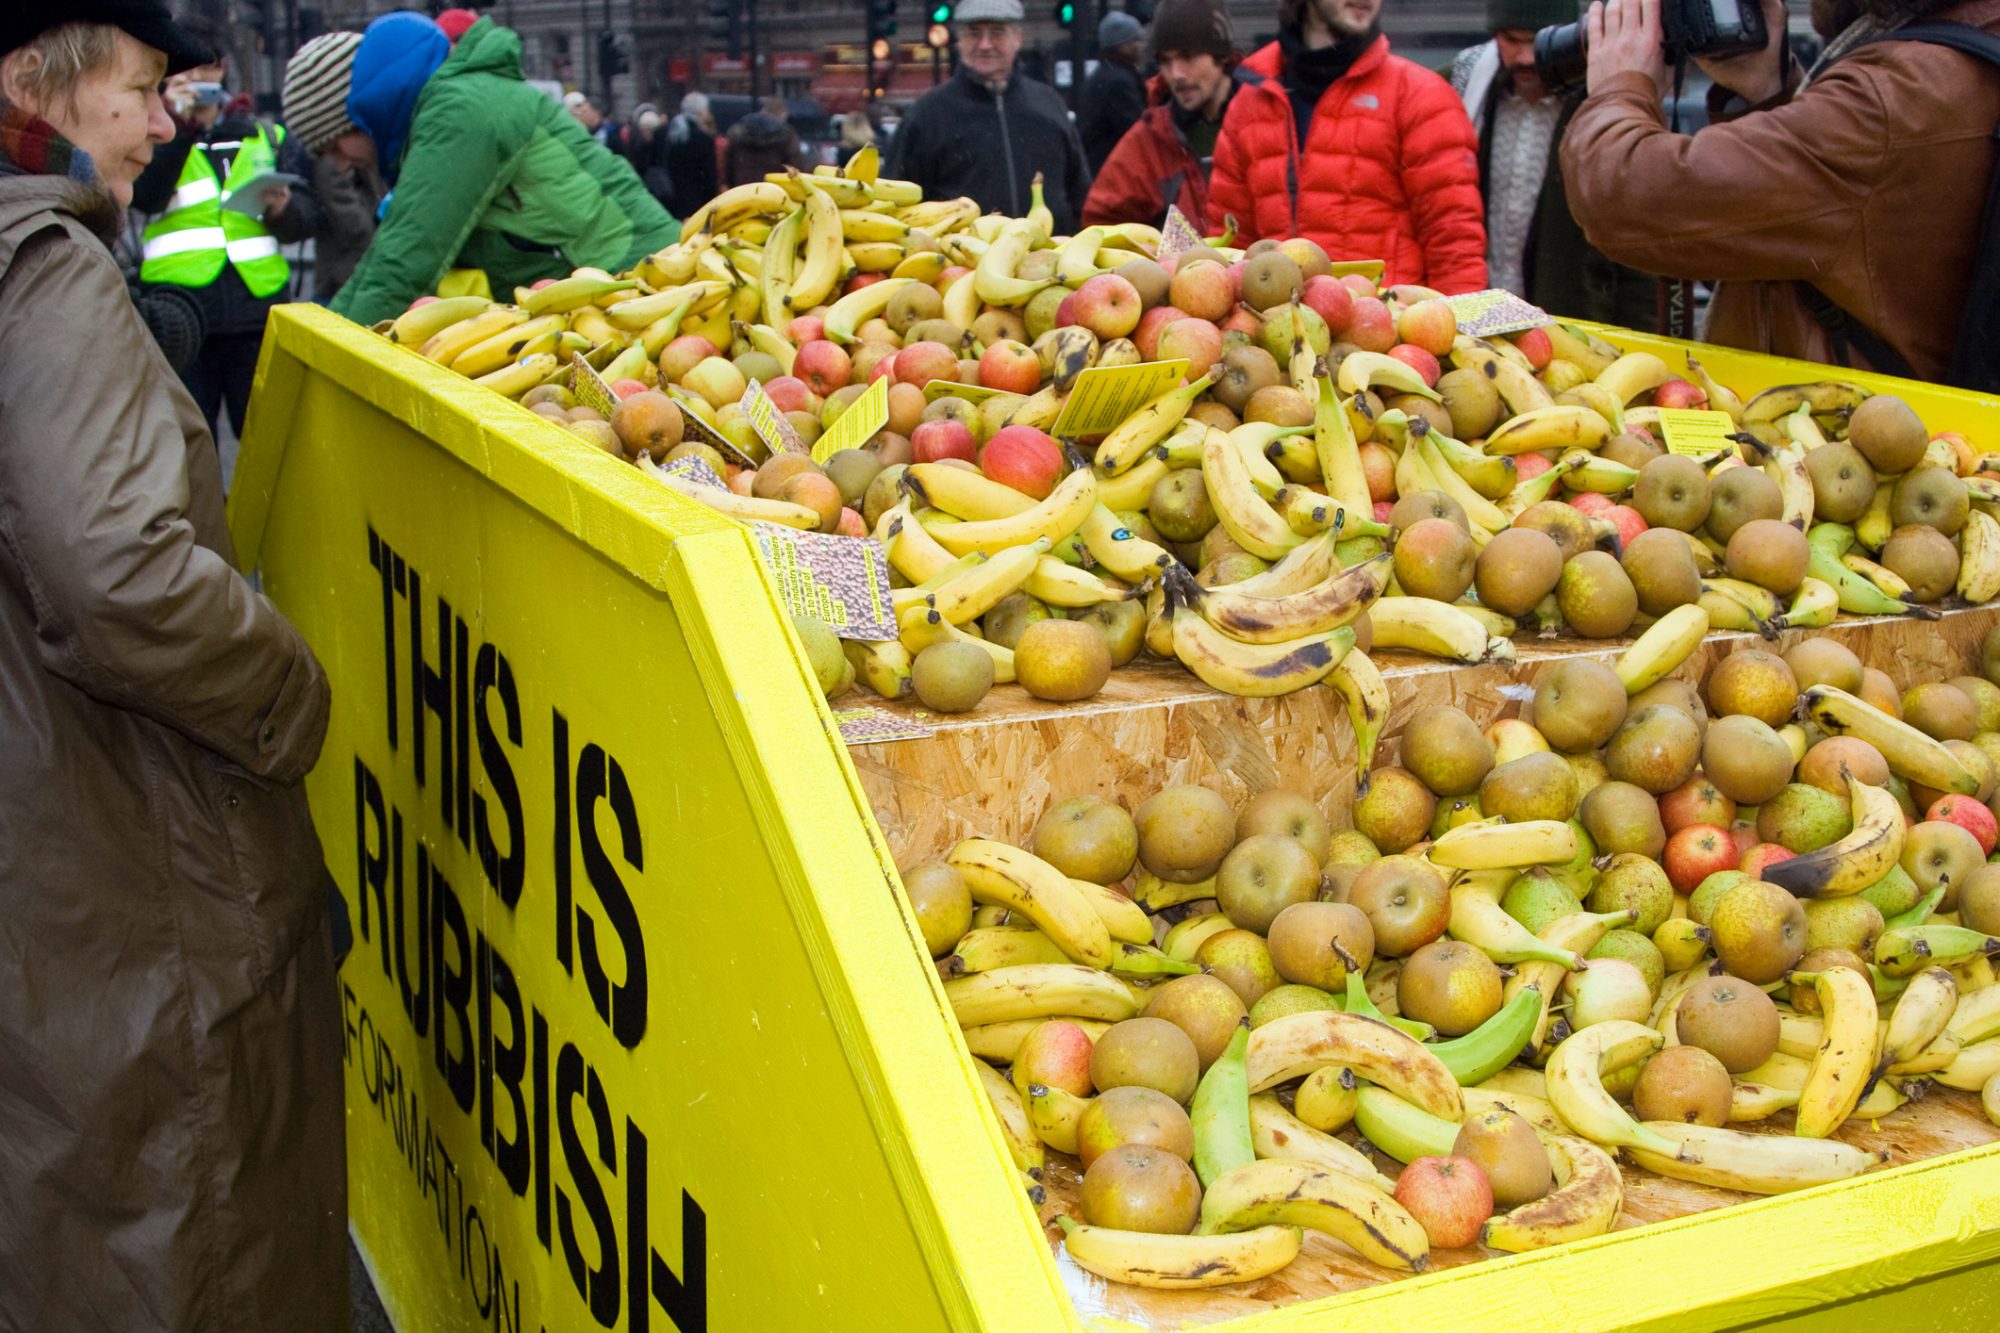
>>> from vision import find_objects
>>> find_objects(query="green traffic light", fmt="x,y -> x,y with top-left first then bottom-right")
930,3 -> 952,21
1057,3 -> 1075,25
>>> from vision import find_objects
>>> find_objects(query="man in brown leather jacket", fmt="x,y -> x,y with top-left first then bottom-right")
1562,0 -> 2000,384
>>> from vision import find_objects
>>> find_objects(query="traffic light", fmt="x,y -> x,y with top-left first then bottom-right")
867,0 -> 900,45
706,0 -> 744,58
929,2 -> 954,22
596,32 -> 630,77
1054,1 -> 1076,27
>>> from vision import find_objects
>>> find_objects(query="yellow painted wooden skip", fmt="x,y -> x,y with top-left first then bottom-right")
230,304 -> 2000,1331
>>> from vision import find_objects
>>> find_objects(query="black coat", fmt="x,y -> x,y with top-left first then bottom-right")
886,64 -> 1092,235
661,114 -> 720,221
1078,59 -> 1148,175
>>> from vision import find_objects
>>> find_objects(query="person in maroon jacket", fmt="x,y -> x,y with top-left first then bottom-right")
1083,0 -> 1241,231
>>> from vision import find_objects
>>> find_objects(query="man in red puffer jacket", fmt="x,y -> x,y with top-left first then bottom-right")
1211,0 -> 1487,292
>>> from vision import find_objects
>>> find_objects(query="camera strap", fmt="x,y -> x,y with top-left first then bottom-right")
1660,61 -> 1696,341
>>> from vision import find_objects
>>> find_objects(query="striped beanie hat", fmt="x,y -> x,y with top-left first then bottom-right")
284,30 -> 363,153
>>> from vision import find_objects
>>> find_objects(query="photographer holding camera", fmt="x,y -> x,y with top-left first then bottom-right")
1559,0 -> 2000,387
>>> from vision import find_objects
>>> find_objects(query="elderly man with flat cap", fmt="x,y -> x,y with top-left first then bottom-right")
886,0 -> 1092,234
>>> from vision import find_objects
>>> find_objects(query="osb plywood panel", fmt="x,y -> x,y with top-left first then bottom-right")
856,607 -> 2000,873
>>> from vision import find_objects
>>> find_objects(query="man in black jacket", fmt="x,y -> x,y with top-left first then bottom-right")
886,0 -> 1092,234
1079,10 -> 1150,173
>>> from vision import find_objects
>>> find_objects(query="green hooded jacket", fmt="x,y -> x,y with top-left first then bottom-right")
331,20 -> 678,325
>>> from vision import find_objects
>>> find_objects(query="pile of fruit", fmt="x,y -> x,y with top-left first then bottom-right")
364,153 -> 2000,721
900,630 -> 2000,1292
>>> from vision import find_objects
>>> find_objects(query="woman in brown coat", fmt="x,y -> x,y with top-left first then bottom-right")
0,5 -> 348,1328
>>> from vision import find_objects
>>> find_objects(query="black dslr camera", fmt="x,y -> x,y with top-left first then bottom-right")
1533,0 -> 1769,95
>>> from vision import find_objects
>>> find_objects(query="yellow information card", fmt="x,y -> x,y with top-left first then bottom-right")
1051,359 -> 1189,438
1658,408 -> 1740,458
741,379 -> 806,455
813,375 -> 889,464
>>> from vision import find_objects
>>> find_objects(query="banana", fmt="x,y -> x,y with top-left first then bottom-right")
1192,1024 -> 1255,1187
1429,432 -> 1519,498
1875,968 -> 1958,1089
472,352 -> 561,398
1314,378 -> 1375,517
837,207 -> 909,244
1876,924 -> 2000,976
972,1059 -> 1046,1173
1808,530 -> 1927,615
1078,504 -> 1173,584
1790,967 -> 1879,1138
680,180 -> 791,235
907,464 -> 1038,521
926,537 -> 1050,624
1684,354 -> 1745,421
1843,550 -> 1915,600
943,925 -> 1071,975
1418,434 -> 1513,531
1245,1010 -> 1463,1119
1539,323 -> 1619,378
1094,453 -> 1171,511
1344,970 -> 1436,1042
1293,1065 -> 1359,1133
1095,374 -> 1215,477
1053,224 -> 1110,284
634,297 -> 699,357
1959,508 -> 2000,604
1484,405 -> 1613,456
1700,577 -> 1780,633
946,839 -> 1115,969
1801,685 -> 1981,795
1481,1133 -> 1624,1253
1448,871 -> 1587,967
1231,528 -> 1341,597
894,195 -> 979,232
1615,604 -> 1710,694
961,1016 -> 1111,1064
1351,1085 -> 1457,1164
386,293 -> 497,345
1741,381 -> 1869,424
1110,942 -> 1201,978
1026,557 -> 1143,609
1169,602 -> 1353,697
1336,351 -> 1441,402
419,303 -> 528,363
1545,1019 -> 1687,1158
923,469 -> 1097,556
1730,1079 -> 1802,1121
1247,1094 -> 1398,1194
1984,1070 -> 2000,1126
1429,983 -> 1548,1084
1592,351 -> 1673,405
898,604 -> 1017,681
1761,777 -> 1905,899
770,168 -> 871,207
1197,1158 -> 1426,1271
1120,870 -> 1205,916
842,638 -> 914,702
1163,910 -> 1236,962
1496,452 -> 1579,522
1767,442 -> 1816,530
1173,553 -> 1389,644
1654,918 -> 1714,972
1936,1035 -> 2000,1090
1558,448 -> 1638,495
1949,981 -> 2000,1045
1056,1215 -> 1301,1290
942,964 -> 1142,1027
877,501 -> 957,581
1024,1081 -> 1089,1152
888,250 -> 949,283
735,321 -> 797,375
1035,324 -> 1100,391
1429,818 -> 1579,871
973,217 -> 1054,307
522,272 -> 634,317
1362,597 -> 1495,663
1780,401 -> 1832,450
1770,576 -> 1840,631
785,189 -> 846,311
1855,484 -> 1896,553
1327,649 -> 1388,790
1202,425 -> 1306,559
823,277 -> 917,345
1627,1122 -> 1888,1194
1072,879 -> 1152,945
1450,338 -> 1555,414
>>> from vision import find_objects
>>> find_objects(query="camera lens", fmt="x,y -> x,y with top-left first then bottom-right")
1532,22 -> 1590,97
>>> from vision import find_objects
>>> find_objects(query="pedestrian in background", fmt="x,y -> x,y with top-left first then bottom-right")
284,30 -> 382,301
1,6 -> 348,1329
1079,9 -> 1150,173
1210,0 -> 1486,291
664,90 -> 720,219
1450,0 -> 1657,326
887,0 -> 1091,234
132,11 -> 320,442
1085,0 -> 1240,229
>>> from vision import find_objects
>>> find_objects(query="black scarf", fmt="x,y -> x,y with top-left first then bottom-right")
1279,21 -> 1379,143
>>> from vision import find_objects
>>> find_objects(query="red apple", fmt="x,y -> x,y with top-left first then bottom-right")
1013,1020 -> 1095,1098
834,506 -> 868,538
530,277 -> 559,290
727,468 -> 756,496
610,378 -> 649,399
1156,317 -> 1224,379
794,339 -> 852,396
1054,291 -> 1079,328
1395,298 -> 1459,356
1299,274 -> 1355,336
787,314 -> 826,344
1072,273 -> 1144,340
1374,500 -> 1396,523
1928,794 -> 1999,854
1358,441 -> 1396,502
894,339 -> 962,387
867,349 -> 899,385
980,338 -> 1044,395
1660,775 -> 1736,835
1393,1156 -> 1493,1249
1220,305 -> 1261,338
982,424 -> 1065,498
1513,452 -> 1554,481
910,418 -> 977,464
844,271 -> 886,295
1652,378 -> 1708,410
406,295 -> 440,309
1339,274 -> 1378,299
1133,304 -> 1190,360
762,375 -> 812,413
659,334 -> 720,384
1511,326 -> 1553,370
1729,820 -> 1761,863
1664,822 -> 1739,894
1386,343 -> 1441,387
1935,431 -> 1979,476
1168,262 -> 1236,322
1568,491 -> 1615,518
1603,504 -> 1648,547
1346,297 -> 1398,352
937,264 -> 972,287
1740,843 -> 1796,878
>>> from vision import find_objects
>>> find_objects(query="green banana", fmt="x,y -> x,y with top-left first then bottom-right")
1427,984 -> 1542,1086
1191,1023 -> 1255,1187
1344,970 -> 1436,1042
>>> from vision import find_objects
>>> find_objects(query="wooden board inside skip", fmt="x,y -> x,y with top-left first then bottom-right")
855,605 -> 2000,872
848,604 -> 2000,1327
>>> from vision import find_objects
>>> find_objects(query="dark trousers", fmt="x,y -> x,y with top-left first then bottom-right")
178,329 -> 265,442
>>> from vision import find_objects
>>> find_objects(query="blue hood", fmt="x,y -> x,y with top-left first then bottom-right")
346,11 -> 450,180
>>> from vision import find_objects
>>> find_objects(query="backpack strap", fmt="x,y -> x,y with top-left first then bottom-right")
1797,21 -> 2000,383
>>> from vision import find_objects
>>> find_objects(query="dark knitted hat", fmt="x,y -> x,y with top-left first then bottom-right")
1150,0 -> 1235,60
2,0 -> 212,73
1486,0 -> 1579,32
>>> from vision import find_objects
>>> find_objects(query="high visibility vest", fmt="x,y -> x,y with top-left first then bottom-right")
140,125 -> 290,298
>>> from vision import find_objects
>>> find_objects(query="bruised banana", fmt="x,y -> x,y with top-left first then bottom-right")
1873,967 -> 1958,1092
1247,1093 -> 1397,1194
1196,1158 -> 1427,1272
1484,405 -> 1612,456
1056,1216 -> 1301,1290
1481,1133 -> 1624,1253
973,1059 -> 1045,1173
1362,597 -> 1495,663
1168,595 -> 1354,697
941,964 -> 1142,1027
1615,604 -> 1710,694
1790,967 -> 1879,1139
1245,1010 -> 1462,1119
1759,777 -> 1904,899
1801,685 -> 1981,796
1172,553 -> 1389,644
1626,1122 -> 1887,1194
1328,649 -> 1388,790
1203,425 -> 1305,559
